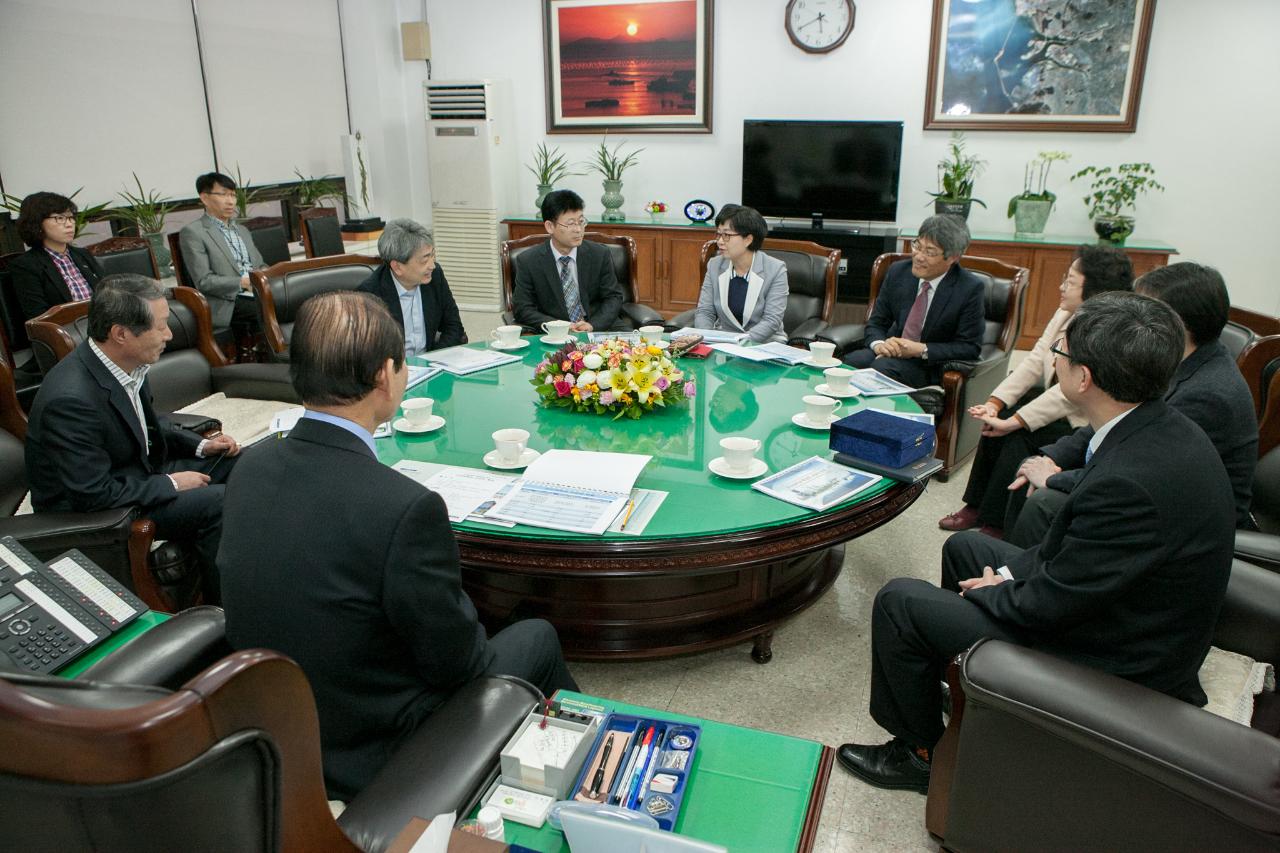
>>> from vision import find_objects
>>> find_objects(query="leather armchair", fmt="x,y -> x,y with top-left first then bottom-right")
241,217 -> 292,266
167,231 -> 191,288
0,606 -> 541,853
1222,319 -> 1258,363
301,208 -> 346,259
665,237 -> 840,348
925,558 -> 1280,852
249,255 -> 381,358
819,253 -> 1030,480
500,232 -> 664,332
0,251 -> 40,408
85,236 -> 161,279
1239,333 -> 1280,424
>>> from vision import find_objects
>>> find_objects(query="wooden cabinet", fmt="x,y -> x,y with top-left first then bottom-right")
899,233 -> 1176,349
504,218 -> 715,317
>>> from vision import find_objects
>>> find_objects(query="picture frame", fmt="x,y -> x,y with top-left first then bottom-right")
543,0 -> 714,134
923,0 -> 1156,133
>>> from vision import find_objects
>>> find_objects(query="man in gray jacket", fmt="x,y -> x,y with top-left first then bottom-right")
177,172 -> 265,339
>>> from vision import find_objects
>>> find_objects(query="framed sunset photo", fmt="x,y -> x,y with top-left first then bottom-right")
543,0 -> 714,133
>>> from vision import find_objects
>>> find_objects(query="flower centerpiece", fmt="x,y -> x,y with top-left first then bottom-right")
532,338 -> 695,420
645,200 -> 667,222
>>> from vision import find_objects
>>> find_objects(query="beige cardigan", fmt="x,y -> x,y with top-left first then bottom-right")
989,308 -> 1088,431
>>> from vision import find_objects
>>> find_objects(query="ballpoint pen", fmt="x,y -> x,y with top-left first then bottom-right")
587,732 -> 615,798
622,726 -> 656,808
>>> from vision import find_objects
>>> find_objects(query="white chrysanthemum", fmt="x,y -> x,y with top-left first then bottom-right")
583,352 -> 603,370
577,370 -> 596,388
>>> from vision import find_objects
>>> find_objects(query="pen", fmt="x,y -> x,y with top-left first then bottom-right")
607,725 -> 641,804
637,729 -> 667,801
587,733 -> 614,798
623,726 -> 656,808
620,499 -> 636,530
610,726 -> 645,804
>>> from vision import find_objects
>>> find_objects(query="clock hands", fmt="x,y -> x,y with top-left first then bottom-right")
796,12 -> 826,31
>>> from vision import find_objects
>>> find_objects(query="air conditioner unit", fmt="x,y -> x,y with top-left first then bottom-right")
424,79 -> 516,312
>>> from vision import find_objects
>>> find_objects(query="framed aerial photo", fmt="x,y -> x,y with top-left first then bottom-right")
543,0 -> 714,134
923,0 -> 1156,132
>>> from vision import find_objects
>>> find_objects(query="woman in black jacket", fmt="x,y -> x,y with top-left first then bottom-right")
10,191 -> 104,321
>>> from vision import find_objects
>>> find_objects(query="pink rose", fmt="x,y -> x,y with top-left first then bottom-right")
683,381 -> 696,398
600,390 -> 615,405
656,376 -> 669,391
580,388 -> 593,400
554,378 -> 573,397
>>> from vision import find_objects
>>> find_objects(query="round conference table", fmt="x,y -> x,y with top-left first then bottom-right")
376,337 -> 925,663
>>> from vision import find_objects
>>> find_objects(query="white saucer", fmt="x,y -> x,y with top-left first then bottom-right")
483,448 -> 541,470
491,339 -> 530,351
394,415 -> 445,434
539,335 -> 573,346
792,412 -> 840,430
800,357 -> 842,369
814,383 -> 861,399
708,456 -> 768,480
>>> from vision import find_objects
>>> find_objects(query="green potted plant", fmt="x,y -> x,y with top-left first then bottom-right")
526,143 -> 581,213
232,163 -> 262,221
583,134 -> 644,222
291,169 -> 346,209
109,173 -> 177,273
1007,151 -> 1070,236
1070,162 -> 1165,245
927,132 -> 986,220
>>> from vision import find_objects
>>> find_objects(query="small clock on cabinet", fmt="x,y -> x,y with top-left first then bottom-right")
785,0 -> 855,54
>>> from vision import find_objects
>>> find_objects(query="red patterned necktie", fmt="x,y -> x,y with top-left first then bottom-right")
902,281 -> 931,342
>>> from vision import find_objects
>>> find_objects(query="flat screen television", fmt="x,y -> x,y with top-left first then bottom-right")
741,120 -> 903,223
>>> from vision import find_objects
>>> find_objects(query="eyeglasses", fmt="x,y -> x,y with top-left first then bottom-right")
555,217 -> 588,230
45,214 -> 76,225
1050,338 -> 1088,370
715,231 -> 741,241
910,239 -> 945,259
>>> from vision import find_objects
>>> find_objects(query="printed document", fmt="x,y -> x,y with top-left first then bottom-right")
426,345 -> 521,375
848,369 -> 915,396
752,455 -> 882,511
670,326 -> 746,345
487,449 -> 652,535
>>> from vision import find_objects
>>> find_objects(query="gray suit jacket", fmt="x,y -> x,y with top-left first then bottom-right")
178,215 -> 265,333
693,250 -> 789,344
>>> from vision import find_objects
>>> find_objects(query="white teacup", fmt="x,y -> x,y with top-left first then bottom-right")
492,428 -> 530,464
638,325 -> 665,344
542,320 -> 572,341
808,341 -> 836,365
490,325 -> 522,347
719,436 -> 761,473
402,397 -> 434,425
823,366 -> 855,394
802,394 -> 842,425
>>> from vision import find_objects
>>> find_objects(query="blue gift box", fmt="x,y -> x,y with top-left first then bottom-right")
829,409 -> 935,468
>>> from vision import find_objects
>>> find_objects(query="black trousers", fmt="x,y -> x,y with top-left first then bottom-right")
149,451 -> 238,602
842,347 -> 936,388
1007,486 -> 1071,549
960,392 -> 1074,529
229,295 -> 263,334
869,532 -> 1025,750
486,618 -> 579,697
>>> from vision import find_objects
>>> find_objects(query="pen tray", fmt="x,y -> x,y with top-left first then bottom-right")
568,713 -> 701,832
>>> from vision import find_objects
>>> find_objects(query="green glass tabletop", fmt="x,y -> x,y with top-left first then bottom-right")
375,340 -> 921,542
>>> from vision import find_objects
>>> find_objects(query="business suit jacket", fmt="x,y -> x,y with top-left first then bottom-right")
25,341 -> 199,514
357,263 -> 467,352
1041,340 -> 1258,526
177,215 -> 265,333
968,400 -> 1235,705
693,251 -> 789,344
512,239 -> 624,332
218,417 -> 494,800
9,244 -> 104,321
863,259 -> 985,363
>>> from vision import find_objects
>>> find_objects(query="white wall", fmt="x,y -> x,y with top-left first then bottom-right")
344,0 -> 1278,315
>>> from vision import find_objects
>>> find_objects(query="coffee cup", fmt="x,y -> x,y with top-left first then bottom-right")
638,325 -> 665,344
823,366 -> 855,394
492,428 -> 530,464
402,397 -> 434,425
808,341 -> 836,365
490,325 -> 522,347
542,320 -> 571,341
719,436 -> 761,473
802,394 -> 842,425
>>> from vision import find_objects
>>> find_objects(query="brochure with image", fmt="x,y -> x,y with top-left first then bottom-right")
752,455 -> 882,511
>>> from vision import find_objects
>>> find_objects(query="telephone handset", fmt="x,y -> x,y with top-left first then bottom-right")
0,536 -> 146,675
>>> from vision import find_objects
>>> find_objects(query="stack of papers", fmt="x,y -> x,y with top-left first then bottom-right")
848,369 -> 914,396
406,364 -> 441,390
710,341 -> 811,365
669,326 -> 745,345
752,456 -> 882,511
427,345 -> 521,375
487,449 -> 652,535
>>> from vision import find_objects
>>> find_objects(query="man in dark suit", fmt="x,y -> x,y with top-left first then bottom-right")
357,218 -> 466,356
842,214 -> 985,389
838,292 -> 1234,794
1007,262 -> 1258,544
24,275 -> 241,601
218,290 -> 577,800
512,189 -> 624,333
10,191 -> 104,322
177,172 -> 266,338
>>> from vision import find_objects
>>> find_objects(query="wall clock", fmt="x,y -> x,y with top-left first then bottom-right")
785,0 -> 855,54
684,199 -> 715,223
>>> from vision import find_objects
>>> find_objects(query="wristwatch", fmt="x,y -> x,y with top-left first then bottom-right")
921,345 -> 929,361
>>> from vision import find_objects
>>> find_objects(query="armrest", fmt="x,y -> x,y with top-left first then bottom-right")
952,639 -> 1280,839
210,363 -> 300,403
1214,557 -> 1280,668
663,309 -> 695,333
79,606 -> 229,689
787,318 -> 828,347
1235,530 -> 1280,574
338,675 -> 540,853
621,302 -> 664,329
941,353 -> 1008,382
0,507 -> 136,552
817,323 -> 864,355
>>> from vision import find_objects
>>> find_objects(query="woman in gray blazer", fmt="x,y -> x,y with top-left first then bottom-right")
693,205 -> 788,344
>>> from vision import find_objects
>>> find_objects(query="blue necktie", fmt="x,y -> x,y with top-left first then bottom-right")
1084,446 -> 1094,465
559,256 -> 584,322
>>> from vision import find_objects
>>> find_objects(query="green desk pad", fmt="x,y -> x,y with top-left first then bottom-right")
483,691 -> 824,852
376,342 -> 921,541
55,610 -> 170,678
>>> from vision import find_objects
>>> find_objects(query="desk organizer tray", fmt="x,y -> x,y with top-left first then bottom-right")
569,713 -> 701,832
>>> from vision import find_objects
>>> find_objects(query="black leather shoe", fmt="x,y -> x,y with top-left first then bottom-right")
836,739 -> 931,794
907,387 -> 946,417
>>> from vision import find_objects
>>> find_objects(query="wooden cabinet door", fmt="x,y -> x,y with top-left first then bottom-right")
1020,249 -> 1071,348
593,226 -> 661,306
506,223 -> 543,240
665,233 -> 713,314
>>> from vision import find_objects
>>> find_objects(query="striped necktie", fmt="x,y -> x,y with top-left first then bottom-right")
559,256 -> 584,322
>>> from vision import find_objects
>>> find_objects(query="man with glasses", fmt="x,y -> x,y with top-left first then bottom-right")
837,292 -> 1234,795
841,215 -> 985,394
512,189 -> 624,334
177,172 -> 266,339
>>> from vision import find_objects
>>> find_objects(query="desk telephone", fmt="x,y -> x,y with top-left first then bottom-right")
0,536 -> 145,674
